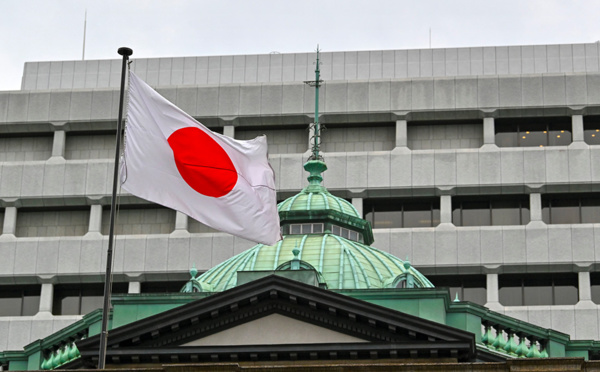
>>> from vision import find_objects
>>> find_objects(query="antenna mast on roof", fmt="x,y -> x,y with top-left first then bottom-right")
304,45 -> 324,161
82,9 -> 87,60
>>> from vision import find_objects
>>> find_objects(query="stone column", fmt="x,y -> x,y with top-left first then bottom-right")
128,281 -> 141,294
571,115 -> 585,143
51,130 -> 66,158
38,283 -> 54,315
175,211 -> 188,231
352,198 -> 363,217
2,206 -> 17,236
87,204 -> 103,235
486,273 -> 500,307
529,193 -> 543,222
440,195 -> 452,224
395,119 -> 408,148
223,124 -> 235,139
578,271 -> 592,302
483,117 -> 495,145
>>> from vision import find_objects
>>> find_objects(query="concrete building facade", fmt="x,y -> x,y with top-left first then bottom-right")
2,42 -> 600,353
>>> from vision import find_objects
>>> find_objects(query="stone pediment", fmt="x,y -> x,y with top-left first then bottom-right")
181,313 -> 370,346
76,275 -> 476,367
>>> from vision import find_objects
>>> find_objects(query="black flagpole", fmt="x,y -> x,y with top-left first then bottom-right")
98,46 -> 132,370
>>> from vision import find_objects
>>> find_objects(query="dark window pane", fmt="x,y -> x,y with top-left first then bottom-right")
553,275 -> 579,305
301,224 -> 311,234
550,199 -> 580,224
427,275 -> 486,305
313,224 -> 323,233
432,209 -> 441,226
496,132 -> 519,147
519,131 -> 547,147
142,281 -> 184,293
0,286 -> 41,316
495,122 -> 519,147
365,211 -> 375,225
542,199 -> 551,224
592,284 -> 600,305
463,287 -> 487,305
80,296 -> 103,314
584,117 -> 600,145
548,129 -> 571,146
585,128 -> 600,145
404,208 -> 432,228
521,206 -> 530,224
461,201 -> 491,226
499,275 -> 523,306
523,285 -> 552,306
523,274 -> 553,305
373,211 -> 402,228
499,286 -> 523,306
491,200 -> 522,225
452,208 -> 461,226
429,276 -> 462,287
0,297 -> 22,316
582,199 -> 600,223
291,225 -> 301,234
57,296 -> 80,315
591,273 -> 600,304
22,295 -> 40,316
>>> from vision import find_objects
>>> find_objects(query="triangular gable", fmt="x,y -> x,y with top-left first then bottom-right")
182,313 -> 370,346
77,275 -> 476,367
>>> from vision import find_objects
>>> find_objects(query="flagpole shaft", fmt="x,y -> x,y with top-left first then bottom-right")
98,46 -> 132,370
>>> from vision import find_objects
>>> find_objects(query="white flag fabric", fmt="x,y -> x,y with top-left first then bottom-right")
121,72 -> 281,245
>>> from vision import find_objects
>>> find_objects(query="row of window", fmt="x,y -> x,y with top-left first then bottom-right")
429,273 -> 581,306
1,273 -> 597,316
2,194 -> 600,238
365,194 -> 600,228
0,282 -> 182,317
281,223 -> 364,243
495,116 -> 600,147
2,116 -> 600,163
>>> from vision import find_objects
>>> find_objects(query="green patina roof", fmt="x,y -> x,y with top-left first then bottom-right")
278,160 -> 359,218
277,187 -> 360,217
193,159 -> 434,292
197,233 -> 433,292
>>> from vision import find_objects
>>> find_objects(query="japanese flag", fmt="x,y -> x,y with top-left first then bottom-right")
120,72 -> 281,245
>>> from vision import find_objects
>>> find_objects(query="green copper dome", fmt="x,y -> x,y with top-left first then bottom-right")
192,160 -> 434,292
196,234 -> 432,291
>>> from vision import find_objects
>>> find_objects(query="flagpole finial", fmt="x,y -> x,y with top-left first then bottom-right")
118,47 -> 133,57
304,45 -> 323,162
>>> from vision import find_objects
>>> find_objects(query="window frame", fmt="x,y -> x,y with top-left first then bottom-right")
542,194 -> 600,224
364,198 -> 441,229
498,273 -> 579,306
0,284 -> 41,316
452,195 -> 530,227
427,275 -> 487,305
494,117 -> 572,148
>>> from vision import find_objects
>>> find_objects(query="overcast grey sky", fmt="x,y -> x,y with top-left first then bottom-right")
2,0 -> 600,91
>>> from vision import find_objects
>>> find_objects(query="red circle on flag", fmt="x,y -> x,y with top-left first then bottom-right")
168,127 -> 238,198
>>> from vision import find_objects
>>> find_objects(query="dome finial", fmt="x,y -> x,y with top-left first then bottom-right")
190,264 -> 198,279
291,244 -> 301,270
304,159 -> 327,186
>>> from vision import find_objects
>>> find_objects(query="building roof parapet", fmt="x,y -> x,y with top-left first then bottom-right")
19,43 -> 600,91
